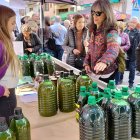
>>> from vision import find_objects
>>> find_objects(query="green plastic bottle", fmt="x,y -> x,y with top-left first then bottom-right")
69,70 -> 76,83
79,96 -> 105,139
75,86 -> 88,122
101,88 -> 112,140
107,80 -> 117,96
34,56 -> 44,76
10,107 -> 30,140
76,70 -> 92,101
20,55 -> 31,76
121,86 -> 129,100
89,82 -> 100,98
128,86 -> 140,138
29,53 -> 36,78
0,117 -> 16,140
58,72 -> 75,112
47,55 -> 55,76
38,75 -> 57,116
108,91 -> 132,140
40,53 -> 48,74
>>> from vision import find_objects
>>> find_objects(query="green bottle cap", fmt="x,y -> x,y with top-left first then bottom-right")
79,91 -> 87,97
35,56 -> 41,61
104,88 -> 111,98
122,86 -> 129,96
47,55 -> 52,60
114,91 -> 122,99
135,86 -> 140,93
23,55 -> 28,60
80,86 -> 86,92
88,96 -> 96,105
108,80 -> 116,89
91,82 -> 98,91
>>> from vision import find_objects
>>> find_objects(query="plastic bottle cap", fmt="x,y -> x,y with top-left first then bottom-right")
88,96 -> 96,105
108,80 -> 116,89
79,91 -> 87,97
92,82 -> 97,88
44,74 -> 49,80
0,117 -> 8,132
104,88 -> 111,98
23,55 -> 29,60
114,91 -> 122,99
47,55 -> 52,60
80,86 -> 86,92
135,86 -> 140,93
69,70 -> 74,75
64,72 -> 69,77
35,56 -> 41,61
60,71 -> 64,77
81,70 -> 86,75
122,86 -> 128,92
14,107 -> 24,120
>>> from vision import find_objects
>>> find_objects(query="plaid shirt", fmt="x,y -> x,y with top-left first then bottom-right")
84,27 -> 119,75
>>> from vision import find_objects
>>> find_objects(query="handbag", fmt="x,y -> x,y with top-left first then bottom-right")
47,37 -> 56,51
74,56 -> 84,69
72,30 -> 85,70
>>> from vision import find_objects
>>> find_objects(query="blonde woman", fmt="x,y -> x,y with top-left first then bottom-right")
16,24 -> 42,55
0,5 -> 20,124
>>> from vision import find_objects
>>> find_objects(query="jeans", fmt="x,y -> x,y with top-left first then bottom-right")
121,60 -> 136,86
128,61 -> 136,86
54,45 -> 64,60
44,45 -> 64,60
115,72 -> 123,85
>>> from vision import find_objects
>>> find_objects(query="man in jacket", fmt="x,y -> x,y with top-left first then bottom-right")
124,17 -> 140,88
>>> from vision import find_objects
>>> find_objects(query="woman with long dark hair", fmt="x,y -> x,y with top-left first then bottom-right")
84,0 -> 120,83
64,14 -> 89,70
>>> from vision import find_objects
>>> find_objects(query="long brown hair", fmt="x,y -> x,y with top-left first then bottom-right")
0,5 -> 19,75
90,0 -> 117,33
73,14 -> 85,27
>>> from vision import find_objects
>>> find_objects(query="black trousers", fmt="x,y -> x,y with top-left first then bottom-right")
0,88 -> 17,125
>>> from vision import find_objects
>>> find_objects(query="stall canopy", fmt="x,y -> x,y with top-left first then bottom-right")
23,0 -> 77,4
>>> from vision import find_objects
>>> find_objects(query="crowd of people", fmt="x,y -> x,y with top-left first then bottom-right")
12,0 -> 140,89
1,0 -> 140,123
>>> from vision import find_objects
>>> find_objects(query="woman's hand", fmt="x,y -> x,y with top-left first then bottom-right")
25,48 -> 33,52
85,65 -> 91,73
73,49 -> 80,55
3,87 -> 10,97
94,62 -> 107,74
84,39 -> 89,48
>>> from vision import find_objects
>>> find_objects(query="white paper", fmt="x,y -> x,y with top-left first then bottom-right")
13,41 -> 24,56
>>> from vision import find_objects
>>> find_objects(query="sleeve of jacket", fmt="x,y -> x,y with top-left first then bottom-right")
63,29 -> 74,53
32,33 -> 42,53
0,43 -> 5,97
99,30 -> 119,66
83,43 -> 91,66
15,33 -> 23,41
121,33 -> 130,52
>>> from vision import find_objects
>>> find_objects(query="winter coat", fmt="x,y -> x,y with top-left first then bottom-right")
84,27 -> 119,75
125,28 -> 140,61
63,27 -> 89,67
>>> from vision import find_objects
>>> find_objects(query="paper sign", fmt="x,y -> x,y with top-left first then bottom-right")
13,41 -> 24,56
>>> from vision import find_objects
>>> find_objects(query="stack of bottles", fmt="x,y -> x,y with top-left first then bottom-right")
0,107 -> 31,140
18,53 -> 55,77
77,80 -> 140,140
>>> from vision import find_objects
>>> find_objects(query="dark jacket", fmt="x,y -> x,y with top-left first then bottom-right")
124,28 -> 140,61
16,32 -> 42,55
63,27 -> 89,67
